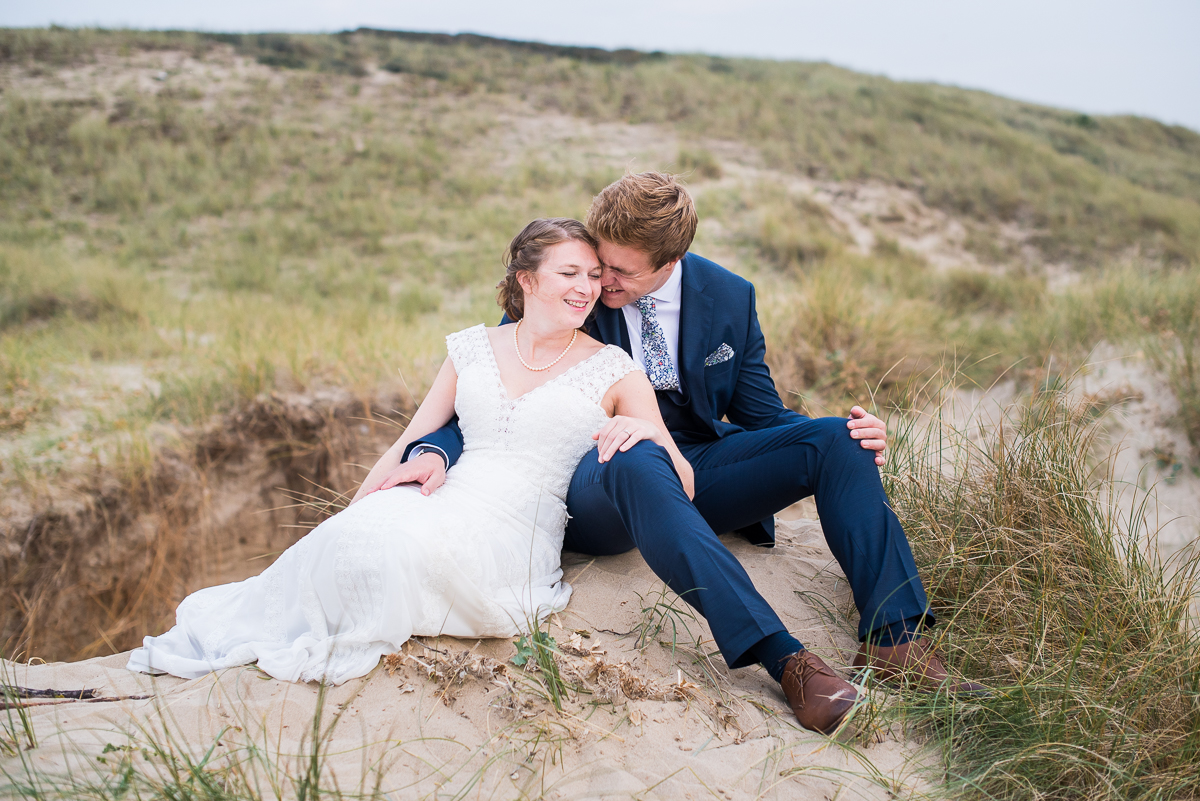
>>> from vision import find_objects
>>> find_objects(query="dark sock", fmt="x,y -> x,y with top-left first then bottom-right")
751,631 -> 803,683
866,615 -> 924,648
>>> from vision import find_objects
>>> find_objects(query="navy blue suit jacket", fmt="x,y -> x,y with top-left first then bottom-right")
406,253 -> 808,542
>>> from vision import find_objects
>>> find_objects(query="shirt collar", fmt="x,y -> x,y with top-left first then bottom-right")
647,260 -> 683,306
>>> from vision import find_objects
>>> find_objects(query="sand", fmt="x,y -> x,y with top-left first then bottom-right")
2,517 -> 932,800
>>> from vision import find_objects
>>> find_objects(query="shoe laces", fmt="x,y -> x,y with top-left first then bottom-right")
784,651 -> 835,708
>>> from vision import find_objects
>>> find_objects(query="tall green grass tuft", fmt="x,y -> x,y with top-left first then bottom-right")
1,670 -> 38,758
512,629 -> 568,711
884,385 -> 1200,799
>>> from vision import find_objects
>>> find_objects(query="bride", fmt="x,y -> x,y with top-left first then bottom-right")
128,218 -> 694,685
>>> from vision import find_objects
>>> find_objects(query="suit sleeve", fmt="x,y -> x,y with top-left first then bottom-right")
402,417 -> 464,467
725,285 -> 808,431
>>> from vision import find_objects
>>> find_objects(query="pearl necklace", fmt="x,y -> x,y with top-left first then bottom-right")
513,319 -> 577,372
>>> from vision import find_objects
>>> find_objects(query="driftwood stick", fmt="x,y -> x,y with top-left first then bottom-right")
2,685 -> 99,700
2,695 -> 154,710
1,685 -> 153,710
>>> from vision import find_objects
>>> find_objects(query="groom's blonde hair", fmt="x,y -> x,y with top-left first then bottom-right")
587,171 -> 697,271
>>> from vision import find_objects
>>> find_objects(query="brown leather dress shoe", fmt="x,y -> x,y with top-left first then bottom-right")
780,649 -> 864,735
853,637 -> 988,695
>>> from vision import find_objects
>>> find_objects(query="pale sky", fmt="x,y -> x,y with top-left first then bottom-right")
6,0 -> 1200,132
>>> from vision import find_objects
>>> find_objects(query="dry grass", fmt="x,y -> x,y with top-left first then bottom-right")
884,384 -> 1200,799
1,28 -> 1198,474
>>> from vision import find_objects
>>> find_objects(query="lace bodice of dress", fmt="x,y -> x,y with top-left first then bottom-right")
446,324 -> 639,503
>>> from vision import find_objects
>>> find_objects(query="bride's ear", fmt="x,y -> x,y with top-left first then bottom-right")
515,269 -> 537,296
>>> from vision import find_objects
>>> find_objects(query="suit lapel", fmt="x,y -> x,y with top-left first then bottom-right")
678,260 -> 714,428
592,304 -> 631,354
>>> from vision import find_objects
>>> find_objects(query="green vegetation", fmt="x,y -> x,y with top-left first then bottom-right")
886,387 -> 1200,800
2,25 -> 1200,800
1,27 -> 1197,432
2,25 -> 1197,482
6,26 -> 1200,262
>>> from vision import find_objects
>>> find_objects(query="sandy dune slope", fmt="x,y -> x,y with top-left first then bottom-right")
2,517 -> 932,800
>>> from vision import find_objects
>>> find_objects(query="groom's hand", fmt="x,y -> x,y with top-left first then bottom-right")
377,451 -> 447,496
847,406 -> 888,466
594,415 -> 662,463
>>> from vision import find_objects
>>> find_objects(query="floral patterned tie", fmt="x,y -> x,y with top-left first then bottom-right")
633,295 -> 680,391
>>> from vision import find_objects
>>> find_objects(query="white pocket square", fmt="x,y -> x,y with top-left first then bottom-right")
705,343 -> 735,367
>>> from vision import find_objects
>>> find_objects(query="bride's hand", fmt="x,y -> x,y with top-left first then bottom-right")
357,452 -> 446,502
593,415 -> 664,463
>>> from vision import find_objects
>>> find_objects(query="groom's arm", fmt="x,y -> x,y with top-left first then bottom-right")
724,286 -> 809,431
401,417 -> 464,468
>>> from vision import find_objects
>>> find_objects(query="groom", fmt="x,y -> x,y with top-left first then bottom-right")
400,172 -> 981,734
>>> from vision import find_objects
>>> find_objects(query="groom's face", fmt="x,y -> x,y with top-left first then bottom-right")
596,240 -> 676,309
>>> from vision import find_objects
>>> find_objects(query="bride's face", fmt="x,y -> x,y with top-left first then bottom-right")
519,240 -> 601,329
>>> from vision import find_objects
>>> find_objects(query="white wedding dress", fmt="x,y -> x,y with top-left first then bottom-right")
128,324 -> 638,684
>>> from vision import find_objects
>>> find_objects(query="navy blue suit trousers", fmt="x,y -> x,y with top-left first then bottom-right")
411,252 -> 933,670
564,417 -> 932,668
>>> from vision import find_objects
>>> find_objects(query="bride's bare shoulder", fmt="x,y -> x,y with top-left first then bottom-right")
575,331 -> 606,356
482,323 -> 513,344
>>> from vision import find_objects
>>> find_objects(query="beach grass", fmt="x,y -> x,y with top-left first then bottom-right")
883,382 -> 1200,799
1,24 -> 1199,800
2,25 -> 1198,487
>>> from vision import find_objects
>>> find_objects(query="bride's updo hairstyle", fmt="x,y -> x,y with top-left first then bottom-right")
496,218 -> 597,321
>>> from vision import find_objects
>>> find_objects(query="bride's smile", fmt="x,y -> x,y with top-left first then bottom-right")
516,238 -> 601,336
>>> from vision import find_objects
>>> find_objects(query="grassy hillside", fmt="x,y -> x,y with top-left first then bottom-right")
6,27 -> 1200,264
2,26 -> 1200,800
2,26 -> 1198,480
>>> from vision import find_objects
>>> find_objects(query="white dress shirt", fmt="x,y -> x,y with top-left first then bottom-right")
621,260 -> 683,377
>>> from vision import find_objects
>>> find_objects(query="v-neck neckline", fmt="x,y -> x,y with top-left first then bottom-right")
479,325 -> 608,404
